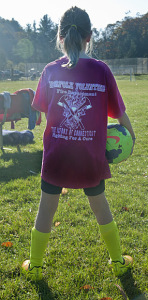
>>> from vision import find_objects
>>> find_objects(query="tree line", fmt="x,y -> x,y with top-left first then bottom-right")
0,12 -> 147,71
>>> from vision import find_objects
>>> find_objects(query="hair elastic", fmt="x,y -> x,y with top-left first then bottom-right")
71,24 -> 77,29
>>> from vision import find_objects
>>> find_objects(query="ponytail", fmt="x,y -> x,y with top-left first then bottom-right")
57,6 -> 92,69
62,25 -> 82,68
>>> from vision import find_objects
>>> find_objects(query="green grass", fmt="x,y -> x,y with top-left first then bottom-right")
0,78 -> 148,300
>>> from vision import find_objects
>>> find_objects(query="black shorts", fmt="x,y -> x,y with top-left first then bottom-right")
41,179 -> 105,196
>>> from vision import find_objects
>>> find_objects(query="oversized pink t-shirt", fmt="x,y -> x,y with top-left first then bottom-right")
32,57 -> 125,188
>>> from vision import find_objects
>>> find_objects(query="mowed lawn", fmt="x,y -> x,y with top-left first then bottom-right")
0,77 -> 147,300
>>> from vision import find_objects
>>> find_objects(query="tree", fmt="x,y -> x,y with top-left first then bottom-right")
37,15 -> 60,62
0,48 -> 7,69
0,12 -> 147,68
14,38 -> 34,62
92,13 -> 148,59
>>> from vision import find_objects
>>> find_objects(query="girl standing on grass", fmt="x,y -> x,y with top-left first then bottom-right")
22,6 -> 136,280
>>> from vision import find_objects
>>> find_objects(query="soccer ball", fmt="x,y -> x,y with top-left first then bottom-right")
106,124 -> 133,164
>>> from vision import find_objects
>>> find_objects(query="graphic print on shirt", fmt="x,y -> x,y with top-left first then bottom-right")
57,93 -> 92,130
49,80 -> 105,142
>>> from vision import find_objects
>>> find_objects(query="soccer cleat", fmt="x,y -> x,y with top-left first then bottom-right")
109,255 -> 133,276
22,260 -> 43,281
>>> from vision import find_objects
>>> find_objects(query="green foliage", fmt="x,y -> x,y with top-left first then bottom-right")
0,15 -> 60,67
93,13 -> 148,59
0,13 -> 148,69
0,79 -> 148,299
0,48 -> 7,69
14,39 -> 34,61
0,17 -> 23,66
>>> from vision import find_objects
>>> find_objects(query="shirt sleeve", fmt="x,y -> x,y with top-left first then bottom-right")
106,66 -> 126,118
32,67 -> 49,113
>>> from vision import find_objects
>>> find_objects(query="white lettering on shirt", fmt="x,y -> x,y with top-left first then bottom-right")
51,127 -> 96,142
49,81 -> 105,93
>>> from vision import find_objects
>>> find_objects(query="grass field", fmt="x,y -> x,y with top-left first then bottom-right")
0,77 -> 148,300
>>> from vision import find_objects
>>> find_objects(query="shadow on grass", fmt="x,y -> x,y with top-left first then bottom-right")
0,150 -> 43,182
119,270 -> 148,300
3,269 -> 59,300
34,279 -> 59,300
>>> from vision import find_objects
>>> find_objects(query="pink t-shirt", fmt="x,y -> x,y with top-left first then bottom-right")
32,57 -> 125,188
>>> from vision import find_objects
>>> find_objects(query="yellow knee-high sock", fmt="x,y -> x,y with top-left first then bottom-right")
99,220 -> 123,263
30,227 -> 50,268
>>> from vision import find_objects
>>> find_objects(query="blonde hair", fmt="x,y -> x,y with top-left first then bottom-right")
57,6 -> 92,68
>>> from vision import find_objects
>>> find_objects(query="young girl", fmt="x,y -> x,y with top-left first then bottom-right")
22,6 -> 136,280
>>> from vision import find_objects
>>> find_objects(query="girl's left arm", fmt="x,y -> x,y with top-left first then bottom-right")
118,112 -> 136,153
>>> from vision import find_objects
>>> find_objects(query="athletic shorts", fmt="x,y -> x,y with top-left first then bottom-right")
41,178 -> 105,196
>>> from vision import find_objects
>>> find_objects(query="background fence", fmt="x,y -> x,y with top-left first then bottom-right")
104,58 -> 148,75
0,58 -> 148,81
25,58 -> 148,78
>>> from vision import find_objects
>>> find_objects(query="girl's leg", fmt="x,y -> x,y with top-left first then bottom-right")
30,191 -> 60,269
35,191 -> 60,233
88,192 -> 123,263
88,192 -> 113,225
